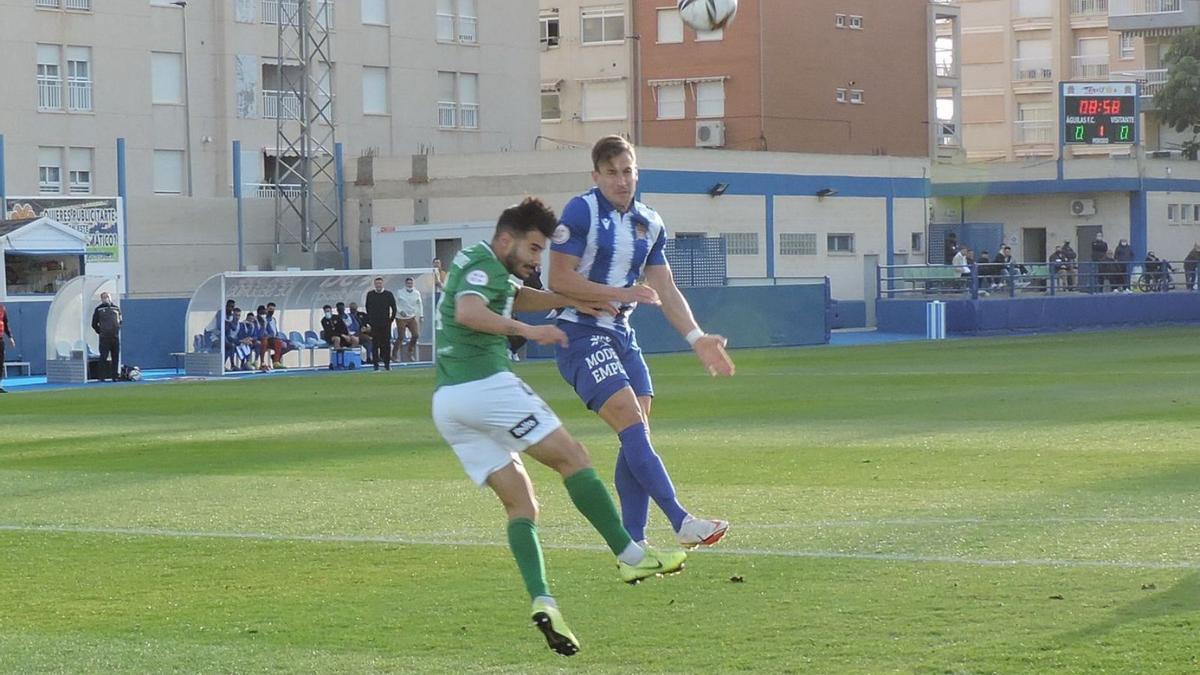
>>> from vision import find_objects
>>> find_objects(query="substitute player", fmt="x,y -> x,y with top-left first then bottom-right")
431,197 -> 687,657
549,135 -> 735,550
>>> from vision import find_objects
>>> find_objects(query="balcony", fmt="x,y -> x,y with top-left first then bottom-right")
1013,0 -> 1054,29
1111,67 -> 1168,108
1013,58 -> 1054,91
1014,120 -> 1056,144
1109,0 -> 1199,35
1070,0 -> 1109,25
262,0 -> 332,29
249,183 -> 302,199
37,77 -> 62,111
262,90 -> 301,120
64,0 -> 90,9
1072,54 -> 1110,79
67,78 -> 92,112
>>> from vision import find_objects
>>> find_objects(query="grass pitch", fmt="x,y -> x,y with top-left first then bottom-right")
2,327 -> 1199,673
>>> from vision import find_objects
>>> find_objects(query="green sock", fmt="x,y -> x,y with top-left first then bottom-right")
563,467 -> 634,556
507,518 -> 550,600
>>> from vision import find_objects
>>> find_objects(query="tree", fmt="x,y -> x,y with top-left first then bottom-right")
1154,28 -> 1200,159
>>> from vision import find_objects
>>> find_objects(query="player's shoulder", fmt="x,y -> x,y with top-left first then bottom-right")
631,200 -> 666,232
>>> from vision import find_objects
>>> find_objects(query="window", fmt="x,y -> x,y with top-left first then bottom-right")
1016,39 -> 1052,80
362,66 -> 388,114
38,146 -> 64,194
1194,205 -> 1200,223
1119,33 -> 1135,60
911,232 -> 924,252
835,88 -> 847,103
827,233 -> 855,253
1074,37 -> 1109,79
37,44 -> 62,111
1180,203 -> 1192,223
151,52 -> 183,104
849,89 -> 864,104
65,0 -> 90,9
1168,203 -> 1179,222
657,8 -> 683,44
835,13 -> 846,28
581,6 -> 624,45
541,91 -> 561,121
153,150 -> 184,194
540,12 -> 560,48
780,233 -> 817,256
656,83 -> 684,119
437,0 -> 477,44
36,0 -> 60,7
66,46 -> 92,112
361,0 -> 387,25
437,71 -> 478,129
581,79 -> 626,121
696,25 -> 723,41
722,233 -> 759,256
68,147 -> 93,194
848,15 -> 863,29
695,80 -> 724,118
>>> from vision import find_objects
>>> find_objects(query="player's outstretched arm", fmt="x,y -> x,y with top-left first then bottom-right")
455,294 -> 567,346
644,264 -> 735,377
549,252 -> 661,305
514,287 -> 617,319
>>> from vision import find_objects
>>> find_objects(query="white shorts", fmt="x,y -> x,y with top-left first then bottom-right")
432,371 -> 563,486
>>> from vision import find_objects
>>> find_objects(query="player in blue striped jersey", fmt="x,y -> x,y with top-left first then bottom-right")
549,135 -> 735,550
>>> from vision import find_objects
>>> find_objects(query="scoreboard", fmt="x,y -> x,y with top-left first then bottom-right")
1061,82 -> 1139,146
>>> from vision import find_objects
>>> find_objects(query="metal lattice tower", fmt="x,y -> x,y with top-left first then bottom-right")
272,0 -> 339,261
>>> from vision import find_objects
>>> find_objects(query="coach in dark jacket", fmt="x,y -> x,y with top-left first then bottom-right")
91,291 -> 122,382
364,277 -> 397,370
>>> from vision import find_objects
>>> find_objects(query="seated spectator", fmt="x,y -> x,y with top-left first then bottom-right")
976,250 -> 994,289
259,303 -> 294,368
348,301 -> 373,362
1048,246 -> 1069,290
224,307 -> 244,369
1184,243 -> 1200,291
995,245 -> 1028,288
1143,251 -> 1174,292
234,311 -> 263,370
320,304 -> 356,348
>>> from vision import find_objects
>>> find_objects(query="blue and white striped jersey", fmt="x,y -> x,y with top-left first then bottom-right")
551,187 -> 668,332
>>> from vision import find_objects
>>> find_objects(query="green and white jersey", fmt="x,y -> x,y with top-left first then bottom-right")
434,241 -> 522,388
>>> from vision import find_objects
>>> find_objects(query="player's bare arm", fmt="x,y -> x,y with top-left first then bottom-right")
514,287 -> 618,319
549,251 -> 661,306
455,294 -> 567,346
644,263 -> 735,377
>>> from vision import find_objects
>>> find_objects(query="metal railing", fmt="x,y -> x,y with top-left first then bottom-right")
67,78 -> 92,111
459,103 -> 479,129
249,183 -> 303,199
35,0 -> 59,7
262,90 -> 301,120
1013,58 -> 1053,81
1071,0 -> 1108,14
1014,120 -> 1055,143
1109,0 -> 1181,15
37,77 -> 63,110
1112,68 -> 1168,98
1072,55 -> 1110,79
64,0 -> 90,9
878,260 -> 1198,299
437,101 -> 457,128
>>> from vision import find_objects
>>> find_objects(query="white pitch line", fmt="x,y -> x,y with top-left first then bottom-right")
3,523 -> 1199,571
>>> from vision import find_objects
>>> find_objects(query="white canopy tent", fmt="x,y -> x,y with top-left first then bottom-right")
0,215 -> 89,300
44,275 -> 119,383
184,269 -> 438,376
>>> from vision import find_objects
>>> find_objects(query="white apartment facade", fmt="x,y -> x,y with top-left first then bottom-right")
0,0 -> 540,294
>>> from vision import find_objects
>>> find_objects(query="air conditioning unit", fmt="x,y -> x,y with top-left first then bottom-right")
1069,198 -> 1096,217
1148,149 -> 1181,159
695,120 -> 725,148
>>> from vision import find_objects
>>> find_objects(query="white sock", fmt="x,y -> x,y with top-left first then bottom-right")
617,541 -> 645,566
533,595 -> 557,609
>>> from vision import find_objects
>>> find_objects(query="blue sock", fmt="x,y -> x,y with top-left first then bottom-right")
614,450 -> 650,542
617,423 -> 688,531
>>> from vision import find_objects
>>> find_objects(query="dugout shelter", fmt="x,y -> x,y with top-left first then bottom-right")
44,275 -> 119,383
184,269 -> 438,376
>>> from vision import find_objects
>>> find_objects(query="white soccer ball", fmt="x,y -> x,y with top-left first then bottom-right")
678,0 -> 738,32
128,366 -> 142,382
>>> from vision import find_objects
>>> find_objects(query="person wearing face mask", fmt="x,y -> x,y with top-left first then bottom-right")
261,303 -> 295,367
1114,238 -> 1134,292
320,304 -> 354,349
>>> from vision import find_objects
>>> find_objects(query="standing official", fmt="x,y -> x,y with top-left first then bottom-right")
0,303 -> 15,393
91,291 -> 122,382
392,276 -> 424,363
365,277 -> 397,371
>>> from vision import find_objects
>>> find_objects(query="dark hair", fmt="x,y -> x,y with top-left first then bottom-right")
233,307 -> 242,313
405,276 -> 414,282
267,302 -> 276,308
322,304 -> 332,310
495,197 -> 557,240
256,305 -> 267,313
336,301 -> 345,308
591,135 -> 635,171
374,276 -> 383,282
226,299 -> 236,306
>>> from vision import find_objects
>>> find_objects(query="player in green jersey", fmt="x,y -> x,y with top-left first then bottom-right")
431,198 -> 687,657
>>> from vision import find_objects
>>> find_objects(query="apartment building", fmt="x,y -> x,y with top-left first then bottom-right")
953,0 -> 1152,161
1,0 -> 540,200
541,0 -> 956,158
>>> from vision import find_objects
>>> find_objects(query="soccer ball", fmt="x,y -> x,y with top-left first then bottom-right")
678,0 -> 738,32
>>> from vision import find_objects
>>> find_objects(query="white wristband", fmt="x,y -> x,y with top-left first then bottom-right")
685,328 -> 705,346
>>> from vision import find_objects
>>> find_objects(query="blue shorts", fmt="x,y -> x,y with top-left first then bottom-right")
554,322 -> 653,412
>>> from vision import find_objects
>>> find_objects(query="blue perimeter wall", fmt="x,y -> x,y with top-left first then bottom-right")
877,294 -> 1200,335
522,283 -> 831,359
4,285 -> 832,374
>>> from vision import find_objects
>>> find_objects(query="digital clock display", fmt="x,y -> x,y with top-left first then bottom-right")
1061,82 -> 1139,146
